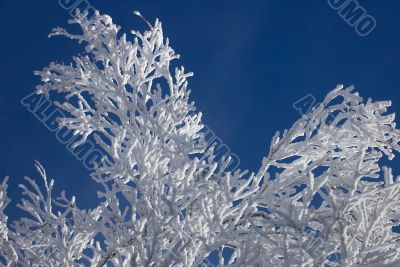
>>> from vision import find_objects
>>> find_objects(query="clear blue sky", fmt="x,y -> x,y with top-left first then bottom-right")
1,0 -> 400,229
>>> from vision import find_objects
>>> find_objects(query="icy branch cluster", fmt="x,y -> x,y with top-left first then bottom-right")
1,10 -> 400,266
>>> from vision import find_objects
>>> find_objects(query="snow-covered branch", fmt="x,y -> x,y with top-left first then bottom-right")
1,9 -> 399,266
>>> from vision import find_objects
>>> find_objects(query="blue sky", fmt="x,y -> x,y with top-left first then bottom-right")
1,0 -> 400,228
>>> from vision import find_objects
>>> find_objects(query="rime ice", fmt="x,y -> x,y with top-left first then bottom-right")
1,10 -> 400,266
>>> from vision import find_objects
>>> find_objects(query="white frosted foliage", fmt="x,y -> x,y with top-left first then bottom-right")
1,10 -> 400,266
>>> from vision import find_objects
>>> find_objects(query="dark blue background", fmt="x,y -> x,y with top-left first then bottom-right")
0,0 -> 399,246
